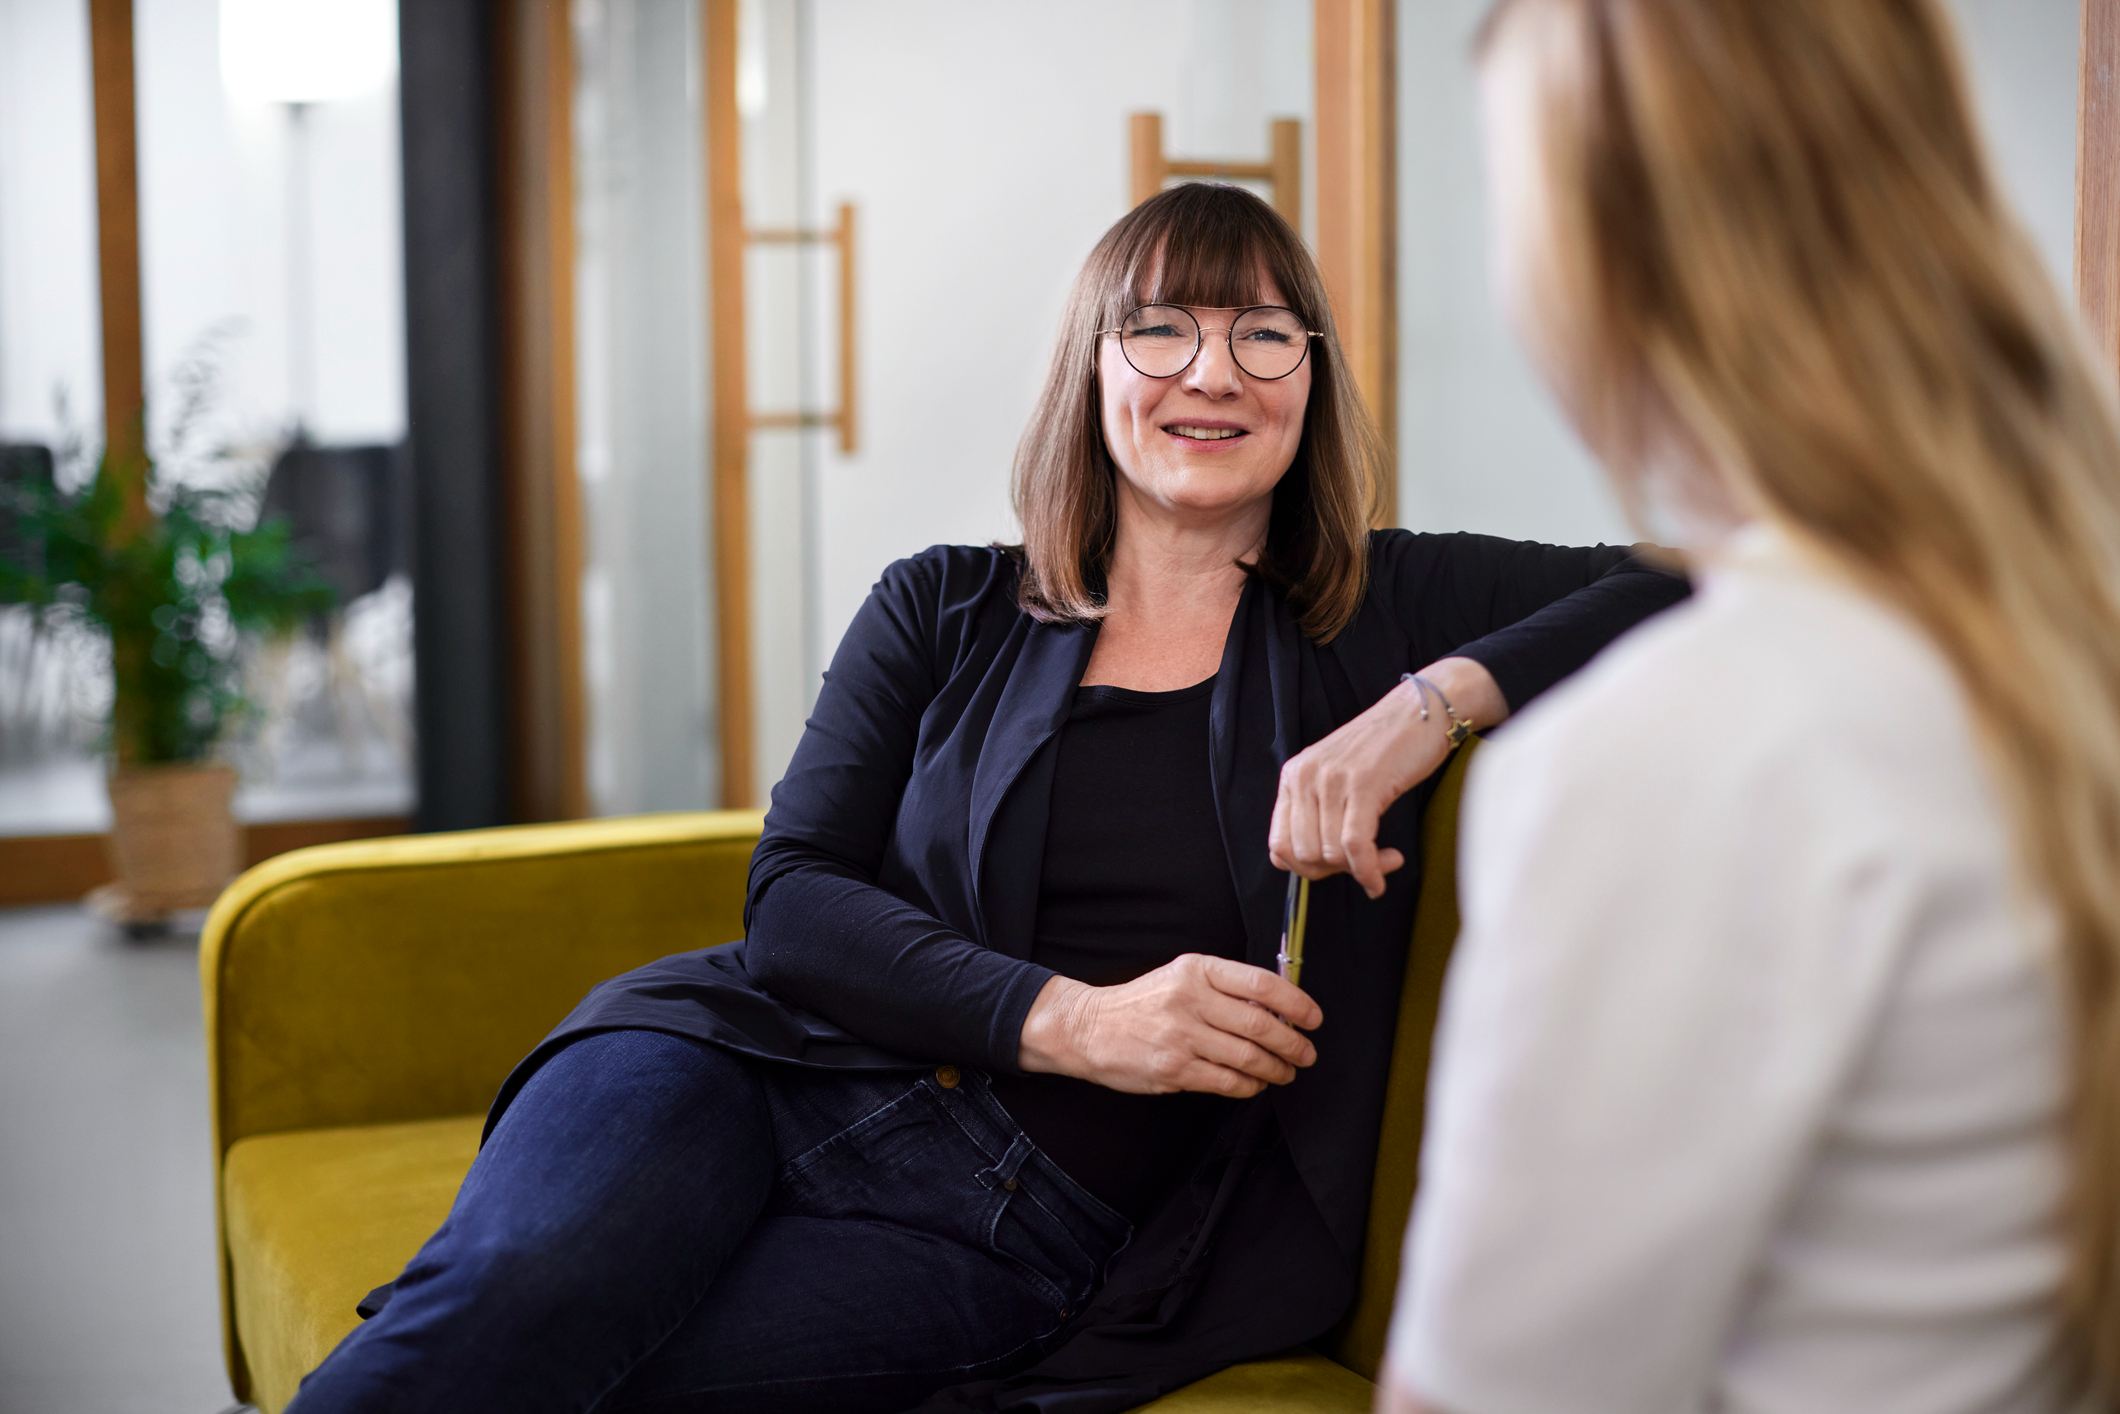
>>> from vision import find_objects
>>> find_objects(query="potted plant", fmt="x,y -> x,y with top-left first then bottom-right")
0,415 -> 335,925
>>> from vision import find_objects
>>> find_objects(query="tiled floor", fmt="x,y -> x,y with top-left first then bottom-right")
0,902 -> 251,1412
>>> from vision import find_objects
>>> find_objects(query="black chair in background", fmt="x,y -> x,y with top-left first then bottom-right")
0,443 -> 66,760
0,441 -> 56,581
259,440 -> 410,624
252,440 -> 414,766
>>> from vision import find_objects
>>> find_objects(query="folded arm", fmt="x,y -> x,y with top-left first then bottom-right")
1401,531 -> 1687,710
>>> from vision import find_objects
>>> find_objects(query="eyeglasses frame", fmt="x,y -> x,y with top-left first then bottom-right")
1097,302 -> 1325,382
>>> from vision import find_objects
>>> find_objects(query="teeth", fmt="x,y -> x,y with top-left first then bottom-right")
1170,425 -> 1243,440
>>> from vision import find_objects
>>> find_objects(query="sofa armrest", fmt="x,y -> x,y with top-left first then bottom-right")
201,810 -> 759,1408
201,809 -> 765,1156
1319,743 -> 1477,1380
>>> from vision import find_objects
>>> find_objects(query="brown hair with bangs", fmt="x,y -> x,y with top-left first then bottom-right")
1011,183 -> 1386,642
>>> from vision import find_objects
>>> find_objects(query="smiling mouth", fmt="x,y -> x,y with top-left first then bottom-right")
1165,424 -> 1248,442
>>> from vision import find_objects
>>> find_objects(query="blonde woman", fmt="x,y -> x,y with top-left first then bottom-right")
1276,0 -> 2120,1409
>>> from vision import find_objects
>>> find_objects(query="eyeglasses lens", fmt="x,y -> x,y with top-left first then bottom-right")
1118,305 -> 1200,378
1230,306 -> 1309,379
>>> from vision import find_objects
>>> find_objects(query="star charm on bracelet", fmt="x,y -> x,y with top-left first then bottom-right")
1402,672 -> 1475,749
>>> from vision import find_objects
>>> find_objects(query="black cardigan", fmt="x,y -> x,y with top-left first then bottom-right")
479,529 -> 1687,1411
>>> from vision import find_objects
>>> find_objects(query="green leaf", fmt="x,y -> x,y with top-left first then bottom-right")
10,408 -> 351,760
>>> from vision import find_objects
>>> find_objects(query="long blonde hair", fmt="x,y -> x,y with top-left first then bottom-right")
1480,0 -> 2120,1393
1011,183 -> 1386,642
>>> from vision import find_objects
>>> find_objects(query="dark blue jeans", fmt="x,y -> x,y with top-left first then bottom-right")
287,1028 -> 1134,1412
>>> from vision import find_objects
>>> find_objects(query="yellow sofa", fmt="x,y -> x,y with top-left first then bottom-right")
202,750 -> 1473,1412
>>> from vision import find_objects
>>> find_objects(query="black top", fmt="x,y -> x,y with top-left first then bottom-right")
987,675 -> 1246,1224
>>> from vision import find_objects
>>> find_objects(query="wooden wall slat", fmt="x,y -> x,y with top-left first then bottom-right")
495,0 -> 588,822
705,0 -> 756,808
1131,111 -> 1167,208
1270,117 -> 1304,234
87,0 -> 145,494
542,0 -> 587,821
1314,0 -> 1399,526
2080,0 -> 2120,364
837,201 -> 859,456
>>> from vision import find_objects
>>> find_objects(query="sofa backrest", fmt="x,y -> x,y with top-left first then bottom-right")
201,812 -> 766,1151
1316,742 -> 1476,1378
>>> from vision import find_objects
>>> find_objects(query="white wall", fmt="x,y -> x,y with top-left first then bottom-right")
1393,0 -> 2081,550
796,0 -> 1312,688
1949,0 -> 2080,284
0,0 -> 102,447
1395,0 -> 1621,546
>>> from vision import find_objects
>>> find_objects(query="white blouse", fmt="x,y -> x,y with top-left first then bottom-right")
1386,527 -> 2081,1413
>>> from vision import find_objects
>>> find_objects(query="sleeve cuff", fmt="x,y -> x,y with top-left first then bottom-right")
981,959 -> 1059,1075
1447,639 -> 1540,719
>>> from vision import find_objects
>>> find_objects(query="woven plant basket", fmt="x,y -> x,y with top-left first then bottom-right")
103,762 -> 240,914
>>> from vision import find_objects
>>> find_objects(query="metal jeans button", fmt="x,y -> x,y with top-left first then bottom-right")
935,1064 -> 961,1089
1001,1176 -> 1018,1191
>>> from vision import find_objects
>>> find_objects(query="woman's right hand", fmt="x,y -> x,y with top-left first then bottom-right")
1015,957 -> 1322,1098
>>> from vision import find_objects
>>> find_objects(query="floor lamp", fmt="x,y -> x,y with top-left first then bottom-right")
218,0 -> 398,440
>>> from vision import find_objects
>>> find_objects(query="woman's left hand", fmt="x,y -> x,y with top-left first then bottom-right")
1268,657 -> 1506,899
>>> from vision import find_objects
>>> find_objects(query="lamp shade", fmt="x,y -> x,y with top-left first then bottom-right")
219,0 -> 398,106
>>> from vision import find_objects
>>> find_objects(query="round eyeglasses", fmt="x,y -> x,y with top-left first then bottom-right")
1100,303 -> 1322,381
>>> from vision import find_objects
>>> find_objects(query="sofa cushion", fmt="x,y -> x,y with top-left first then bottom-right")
223,1113 -> 1376,1412
223,1114 -> 481,1412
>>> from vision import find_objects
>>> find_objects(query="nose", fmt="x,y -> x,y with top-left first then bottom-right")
1182,328 -> 1245,398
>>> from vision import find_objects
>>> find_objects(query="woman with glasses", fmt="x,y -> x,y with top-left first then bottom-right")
1371,1 -> 2120,1410
290,181 -> 1683,1414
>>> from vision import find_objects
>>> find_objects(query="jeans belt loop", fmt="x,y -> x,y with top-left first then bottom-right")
975,1132 -> 1035,1191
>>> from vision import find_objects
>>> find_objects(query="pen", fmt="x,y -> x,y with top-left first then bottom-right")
1276,872 -> 1310,988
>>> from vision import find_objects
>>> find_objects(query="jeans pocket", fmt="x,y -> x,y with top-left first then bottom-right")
772,1077 -> 937,1196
